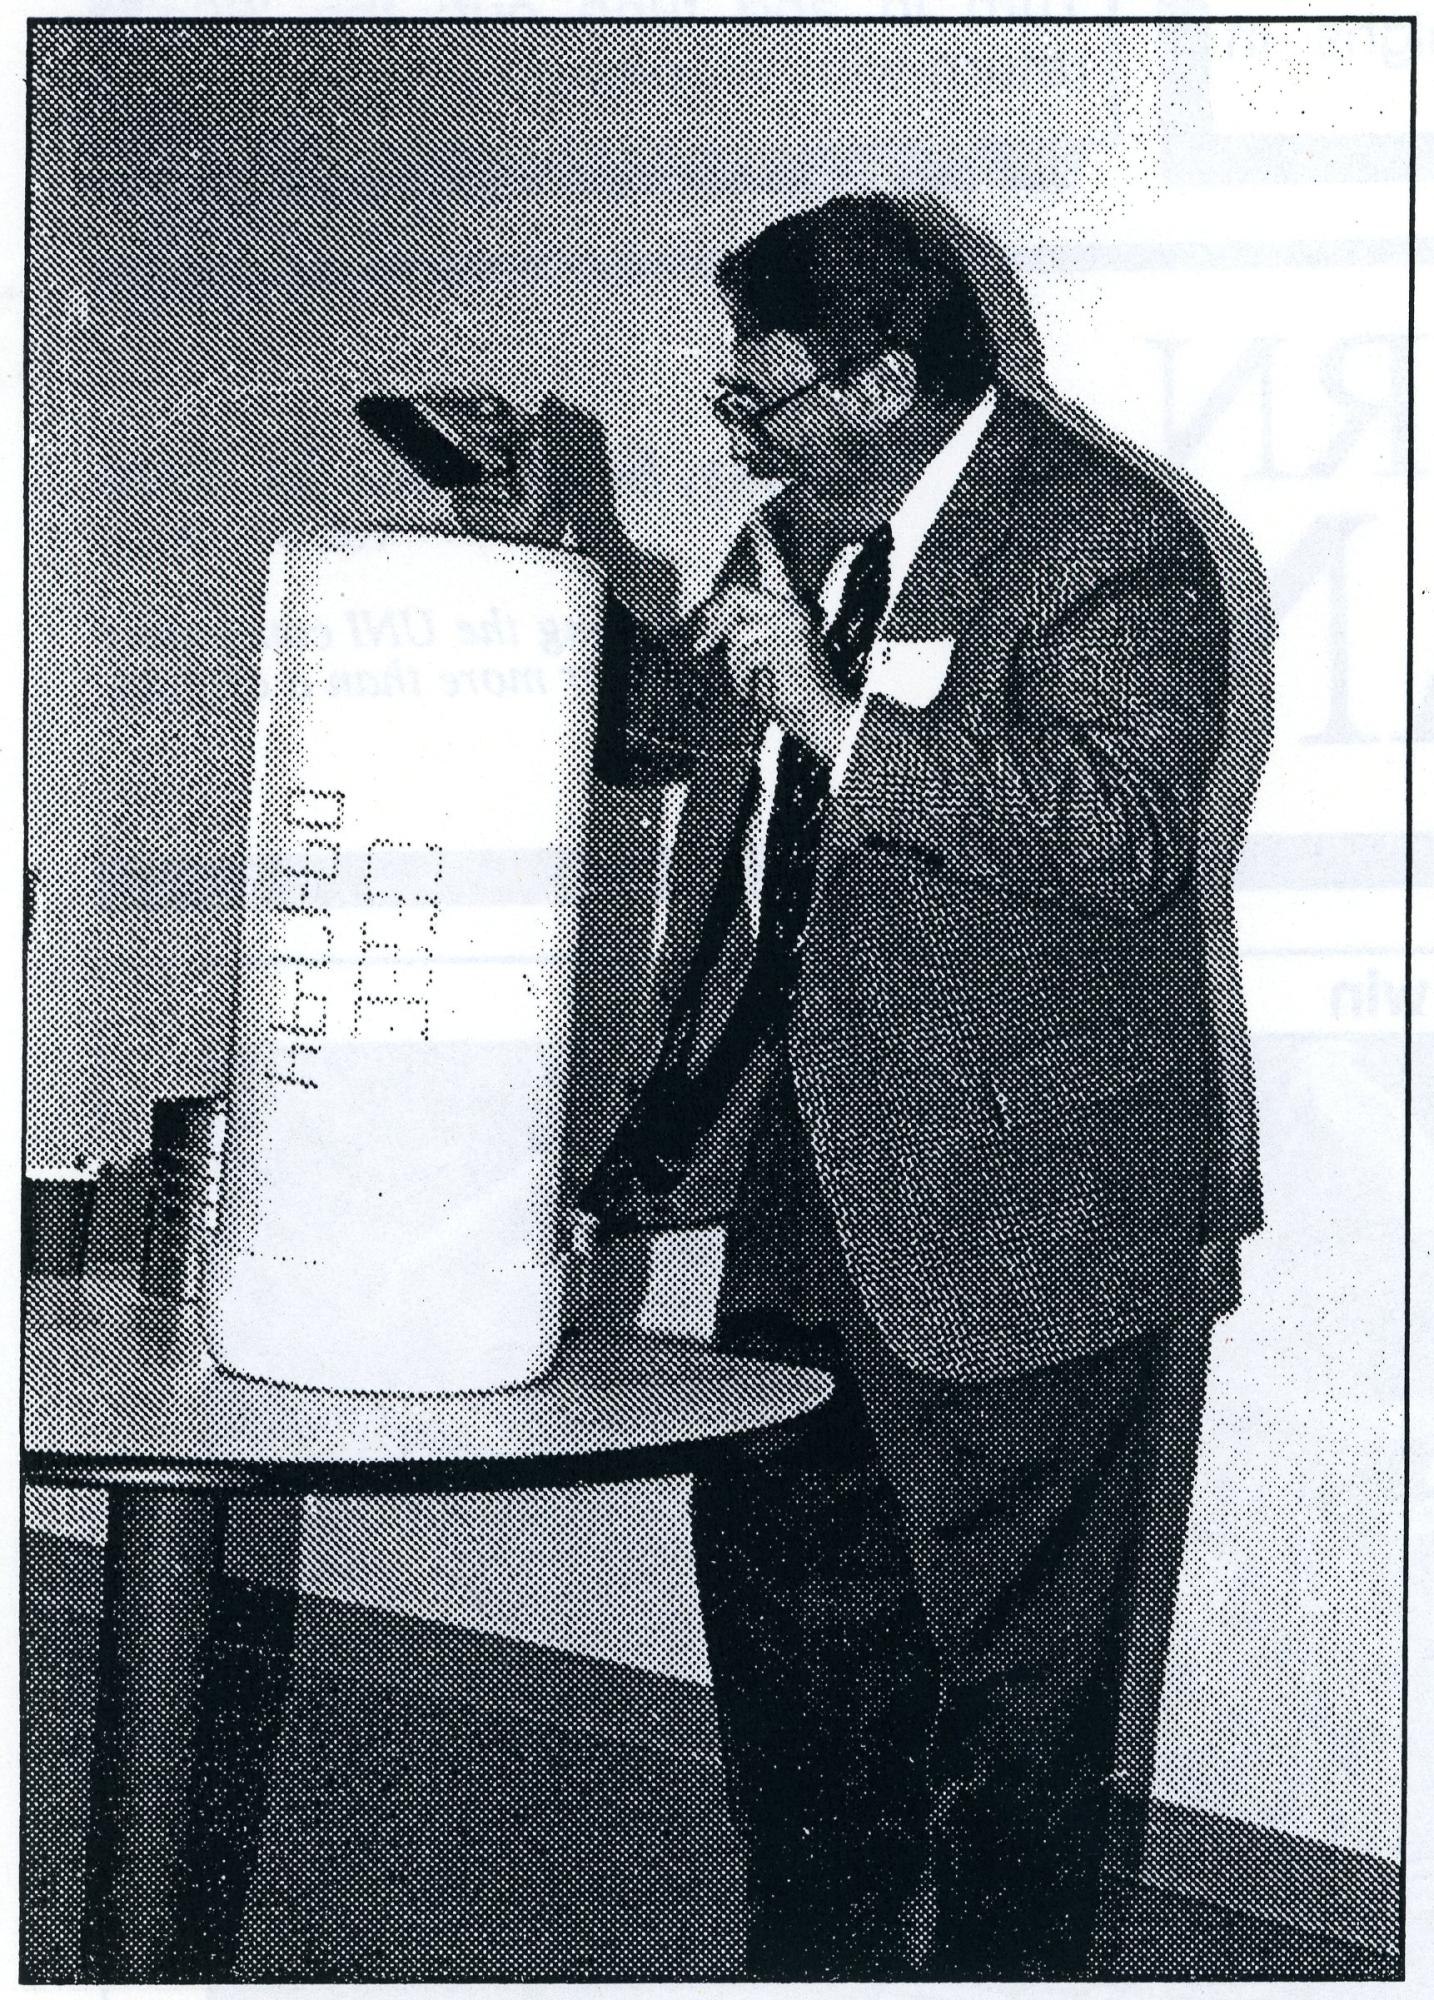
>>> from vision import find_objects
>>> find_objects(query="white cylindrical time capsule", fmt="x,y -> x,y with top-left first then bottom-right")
202,532 -> 605,1392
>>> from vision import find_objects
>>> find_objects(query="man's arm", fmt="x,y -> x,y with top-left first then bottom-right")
595,598 -> 717,786
828,530 -> 1228,916
594,520 -> 766,786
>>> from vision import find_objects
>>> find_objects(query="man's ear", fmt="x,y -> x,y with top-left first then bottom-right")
842,349 -> 920,426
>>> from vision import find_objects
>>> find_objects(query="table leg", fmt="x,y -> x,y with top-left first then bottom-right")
80,1491 -> 304,1982
173,1503 -> 302,1977
82,1488 -> 226,1980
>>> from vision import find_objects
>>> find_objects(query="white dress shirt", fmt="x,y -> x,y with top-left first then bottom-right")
742,384 -> 998,930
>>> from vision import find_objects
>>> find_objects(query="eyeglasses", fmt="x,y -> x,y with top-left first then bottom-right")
709,374 -> 827,431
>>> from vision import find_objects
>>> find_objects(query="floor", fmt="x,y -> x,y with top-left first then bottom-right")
22,1532 -> 1399,1983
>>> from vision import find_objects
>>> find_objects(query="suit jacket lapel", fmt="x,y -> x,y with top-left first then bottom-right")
880,385 -> 1036,647
808,389 -> 1038,902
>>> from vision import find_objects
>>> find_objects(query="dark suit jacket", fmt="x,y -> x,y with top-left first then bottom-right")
601,385 -> 1246,1380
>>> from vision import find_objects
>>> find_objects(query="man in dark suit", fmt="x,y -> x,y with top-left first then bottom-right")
462,193 -> 1249,1979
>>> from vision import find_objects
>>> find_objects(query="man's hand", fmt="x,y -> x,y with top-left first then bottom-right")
452,395 -> 620,552
690,517 -> 858,763
452,398 -> 680,626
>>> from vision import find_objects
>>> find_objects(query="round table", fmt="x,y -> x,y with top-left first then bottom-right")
24,1271 -> 833,1981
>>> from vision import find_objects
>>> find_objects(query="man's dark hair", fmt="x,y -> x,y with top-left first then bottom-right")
715,194 -> 998,409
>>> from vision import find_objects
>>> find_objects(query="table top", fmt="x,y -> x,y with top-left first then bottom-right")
23,1271 -> 833,1495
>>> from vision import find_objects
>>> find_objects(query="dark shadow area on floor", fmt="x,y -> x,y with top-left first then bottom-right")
23,1531 -> 1397,1982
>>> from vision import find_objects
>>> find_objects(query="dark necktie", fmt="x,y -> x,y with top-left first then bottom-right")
580,523 -> 894,1224
754,521 -> 894,989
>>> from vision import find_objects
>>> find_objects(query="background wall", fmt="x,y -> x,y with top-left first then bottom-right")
26,19 -> 1412,1867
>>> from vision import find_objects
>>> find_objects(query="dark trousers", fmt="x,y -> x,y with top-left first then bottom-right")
690,1058 -> 1184,1980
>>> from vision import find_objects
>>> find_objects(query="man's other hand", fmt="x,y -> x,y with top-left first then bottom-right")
691,516 -> 857,763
